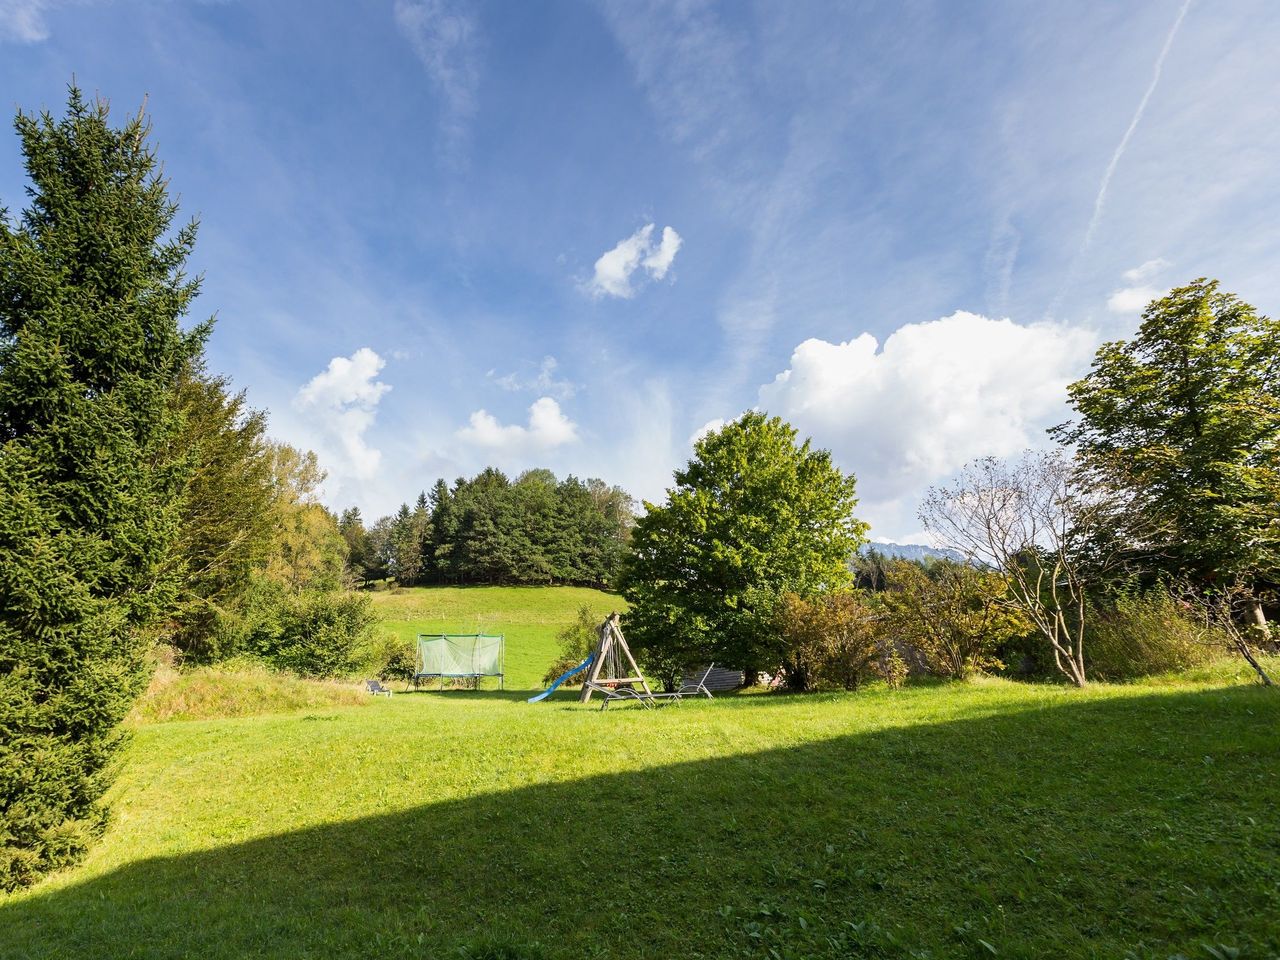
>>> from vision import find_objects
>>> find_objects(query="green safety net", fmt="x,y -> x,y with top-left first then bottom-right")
416,634 -> 504,677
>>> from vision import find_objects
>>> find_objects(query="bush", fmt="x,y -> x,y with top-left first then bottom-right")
882,560 -> 1030,680
1085,590 -> 1216,680
267,592 -> 377,678
776,591 -> 883,691
358,632 -> 416,685
542,606 -> 600,686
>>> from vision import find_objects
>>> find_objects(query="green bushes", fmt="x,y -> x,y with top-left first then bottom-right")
206,577 -> 375,678
1085,591 -> 1216,680
882,560 -> 1031,680
775,592 -> 883,691
541,605 -> 599,686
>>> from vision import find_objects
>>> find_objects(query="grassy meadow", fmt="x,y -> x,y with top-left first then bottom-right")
368,585 -> 624,690
2,586 -> 1278,959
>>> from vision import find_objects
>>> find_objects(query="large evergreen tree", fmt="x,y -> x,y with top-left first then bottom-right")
0,90 -> 207,888
622,412 -> 867,684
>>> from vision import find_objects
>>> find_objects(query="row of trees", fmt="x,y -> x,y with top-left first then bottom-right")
0,91 -> 373,890
621,280 -> 1278,691
338,469 -> 633,589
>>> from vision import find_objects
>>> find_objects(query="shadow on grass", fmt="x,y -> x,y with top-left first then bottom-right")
4,688 -> 1278,960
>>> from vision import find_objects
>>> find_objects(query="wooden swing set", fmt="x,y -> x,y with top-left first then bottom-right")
579,613 -> 715,709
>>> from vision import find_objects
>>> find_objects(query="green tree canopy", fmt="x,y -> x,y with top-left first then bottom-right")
1052,279 -> 1280,624
622,412 -> 868,682
0,89 -> 207,888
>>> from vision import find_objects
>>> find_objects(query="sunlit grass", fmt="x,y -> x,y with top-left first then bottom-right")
5,668 -> 1278,959
369,585 -> 624,690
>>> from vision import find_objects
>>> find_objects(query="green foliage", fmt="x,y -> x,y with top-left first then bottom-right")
358,469 -> 633,589
1085,590 -> 1217,680
169,363 -> 276,660
1054,279 -> 1280,595
264,444 -> 347,593
623,412 -> 868,678
541,605 -> 599,685
775,591 -> 883,691
0,89 -> 207,889
881,560 -> 1031,680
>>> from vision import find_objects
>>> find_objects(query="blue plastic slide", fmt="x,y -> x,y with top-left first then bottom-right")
527,652 -> 596,703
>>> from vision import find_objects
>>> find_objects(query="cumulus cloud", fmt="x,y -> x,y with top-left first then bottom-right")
1108,259 -> 1171,314
586,223 -> 683,299
293,347 -> 391,480
1107,285 -> 1163,314
393,0 -> 480,158
689,418 -> 725,445
758,312 -> 1097,512
457,397 -> 578,452
489,355 -> 576,400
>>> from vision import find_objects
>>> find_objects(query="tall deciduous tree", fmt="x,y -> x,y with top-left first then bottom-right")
920,451 -> 1118,687
0,90 -> 207,888
1053,279 -> 1280,636
622,412 -> 867,683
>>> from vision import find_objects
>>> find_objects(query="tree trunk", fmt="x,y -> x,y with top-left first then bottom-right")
1246,599 -> 1269,643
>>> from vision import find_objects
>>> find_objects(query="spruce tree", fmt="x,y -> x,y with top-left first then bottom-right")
0,89 -> 206,888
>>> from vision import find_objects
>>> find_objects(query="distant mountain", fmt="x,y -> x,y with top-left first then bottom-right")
859,541 -> 968,564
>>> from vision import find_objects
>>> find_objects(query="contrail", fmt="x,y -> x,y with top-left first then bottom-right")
1080,0 -> 1193,252
1046,0 -> 1192,317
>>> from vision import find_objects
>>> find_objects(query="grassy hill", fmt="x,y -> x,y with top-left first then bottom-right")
369,585 -> 624,690
2,664 -> 1277,958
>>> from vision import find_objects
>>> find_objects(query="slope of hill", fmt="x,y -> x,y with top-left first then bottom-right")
369,585 -> 624,690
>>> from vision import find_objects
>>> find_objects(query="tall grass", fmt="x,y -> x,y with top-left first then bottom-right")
130,659 -> 368,724
1086,590 -> 1219,680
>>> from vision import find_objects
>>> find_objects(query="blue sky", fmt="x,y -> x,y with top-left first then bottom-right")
2,0 -> 1277,540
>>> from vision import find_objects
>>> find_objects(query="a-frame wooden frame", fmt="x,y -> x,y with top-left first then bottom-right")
579,612 -> 652,703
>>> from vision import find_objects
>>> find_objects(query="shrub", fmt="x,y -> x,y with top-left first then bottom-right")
776,591 -> 883,691
542,606 -> 600,686
267,592 -> 377,678
882,560 -> 1030,680
1085,590 -> 1216,680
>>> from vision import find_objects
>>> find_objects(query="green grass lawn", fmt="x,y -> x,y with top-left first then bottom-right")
4,669 -> 1278,958
368,585 -> 624,690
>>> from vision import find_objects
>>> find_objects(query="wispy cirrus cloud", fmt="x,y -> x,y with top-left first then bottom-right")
393,0 -> 480,160
1,0 -> 56,42
488,355 -> 576,401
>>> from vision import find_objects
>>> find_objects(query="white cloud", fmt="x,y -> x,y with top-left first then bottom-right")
293,347 -> 391,480
1108,259 -> 1171,313
1,0 -> 52,42
757,311 -> 1097,528
393,0 -> 480,159
642,225 -> 683,279
489,355 -> 576,400
457,396 -> 578,452
1106,285 -> 1163,314
585,223 -> 683,299
689,418 -> 725,445
1122,257 -> 1170,284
